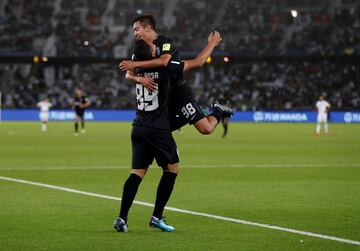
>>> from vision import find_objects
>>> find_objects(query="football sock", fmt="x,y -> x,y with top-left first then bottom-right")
222,123 -> 228,137
119,173 -> 142,223
210,108 -> 222,123
75,122 -> 78,133
316,124 -> 320,134
324,123 -> 328,133
153,172 -> 177,219
81,121 -> 85,129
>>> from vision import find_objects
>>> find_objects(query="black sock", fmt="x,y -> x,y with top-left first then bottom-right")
223,124 -> 228,137
75,122 -> 78,133
119,173 -> 142,223
153,172 -> 177,219
81,121 -> 85,129
210,108 -> 223,123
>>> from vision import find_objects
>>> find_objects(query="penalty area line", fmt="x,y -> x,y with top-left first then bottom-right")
0,175 -> 359,246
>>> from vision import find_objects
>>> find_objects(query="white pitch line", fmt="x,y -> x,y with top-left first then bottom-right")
0,175 -> 359,246
0,163 -> 360,171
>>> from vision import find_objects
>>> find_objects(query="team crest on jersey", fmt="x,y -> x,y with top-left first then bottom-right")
162,43 -> 171,51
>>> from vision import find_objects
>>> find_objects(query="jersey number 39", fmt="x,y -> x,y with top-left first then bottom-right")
136,84 -> 159,111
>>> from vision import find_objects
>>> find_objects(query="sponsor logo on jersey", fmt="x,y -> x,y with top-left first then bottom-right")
162,43 -> 171,51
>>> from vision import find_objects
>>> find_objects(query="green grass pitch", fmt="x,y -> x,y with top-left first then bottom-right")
0,122 -> 359,250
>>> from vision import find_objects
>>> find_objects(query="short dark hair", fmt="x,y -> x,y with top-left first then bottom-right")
132,15 -> 156,30
134,39 -> 152,61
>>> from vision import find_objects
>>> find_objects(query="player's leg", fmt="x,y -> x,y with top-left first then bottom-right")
193,116 -> 218,134
150,163 -> 178,232
152,163 -> 179,218
40,112 -> 48,132
222,117 -> 229,138
150,132 -> 179,232
324,114 -> 329,134
114,126 -> 154,232
42,121 -> 47,132
74,114 -> 80,135
316,114 -> 321,135
193,103 -> 233,135
114,167 -> 148,232
80,113 -> 85,133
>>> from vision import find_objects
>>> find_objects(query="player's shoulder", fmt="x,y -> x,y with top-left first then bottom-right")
155,35 -> 173,45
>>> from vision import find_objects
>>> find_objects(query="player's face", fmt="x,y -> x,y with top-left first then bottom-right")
133,21 -> 150,41
75,89 -> 82,97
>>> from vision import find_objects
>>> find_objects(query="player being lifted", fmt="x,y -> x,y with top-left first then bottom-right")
37,97 -> 52,132
114,16 -> 232,234
120,15 -> 233,133
73,87 -> 90,136
316,95 -> 331,135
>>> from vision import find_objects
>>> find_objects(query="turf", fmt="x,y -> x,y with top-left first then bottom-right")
0,122 -> 359,251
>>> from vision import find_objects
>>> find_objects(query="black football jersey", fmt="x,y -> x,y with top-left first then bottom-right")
153,35 -> 185,87
74,96 -> 88,112
133,61 -> 184,130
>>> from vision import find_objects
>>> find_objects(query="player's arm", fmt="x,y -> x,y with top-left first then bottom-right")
81,98 -> 91,109
125,70 -> 157,92
183,31 -> 222,72
120,54 -> 172,71
326,103 -> 331,112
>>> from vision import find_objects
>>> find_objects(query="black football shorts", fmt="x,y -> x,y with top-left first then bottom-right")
75,109 -> 85,118
131,125 -> 179,169
169,83 -> 205,131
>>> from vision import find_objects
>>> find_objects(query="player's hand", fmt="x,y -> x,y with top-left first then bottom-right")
139,76 -> 157,92
119,60 -> 136,71
208,31 -> 222,46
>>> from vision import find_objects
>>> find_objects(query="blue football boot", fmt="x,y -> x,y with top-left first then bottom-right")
149,216 -> 175,232
113,217 -> 128,232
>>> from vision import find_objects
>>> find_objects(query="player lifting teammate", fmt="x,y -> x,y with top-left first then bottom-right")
114,15 -> 233,234
113,39 -> 186,233
120,15 -> 233,134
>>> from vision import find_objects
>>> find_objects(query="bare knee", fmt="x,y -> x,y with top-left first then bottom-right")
198,124 -> 213,134
131,168 -> 148,178
194,123 -> 212,134
166,163 -> 179,175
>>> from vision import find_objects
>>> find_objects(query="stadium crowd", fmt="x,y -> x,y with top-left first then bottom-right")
1,60 -> 358,111
0,0 -> 359,111
0,0 -> 359,57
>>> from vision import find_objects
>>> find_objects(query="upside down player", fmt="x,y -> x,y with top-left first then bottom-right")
113,40 -> 185,233
73,87 -> 90,136
120,15 -> 232,134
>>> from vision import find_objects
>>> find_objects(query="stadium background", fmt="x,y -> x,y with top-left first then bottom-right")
1,1 -> 360,250
0,0 -> 359,117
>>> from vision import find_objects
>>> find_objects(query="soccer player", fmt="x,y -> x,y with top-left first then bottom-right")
120,15 -> 232,133
72,87 -> 90,136
316,95 -> 331,135
113,40 -> 183,233
37,98 -> 52,132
